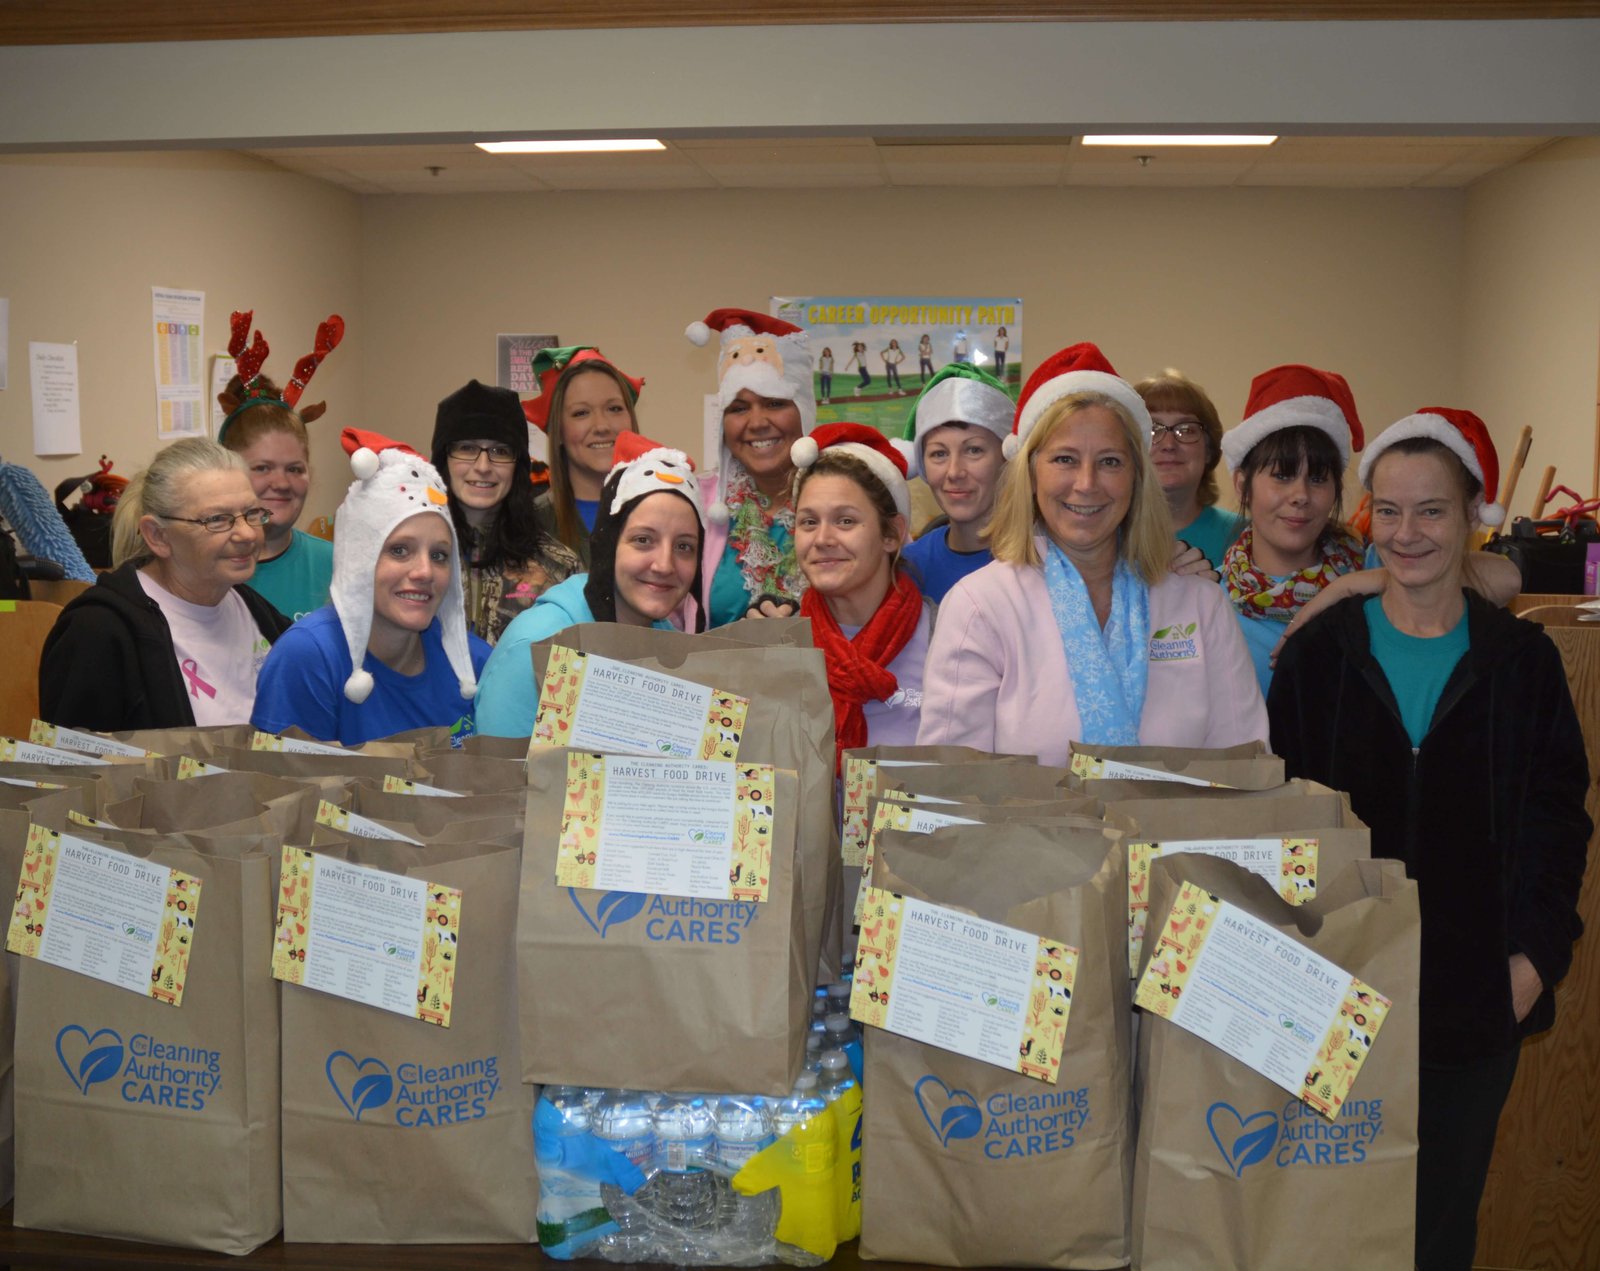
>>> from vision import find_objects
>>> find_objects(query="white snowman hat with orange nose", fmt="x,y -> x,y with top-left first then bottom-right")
605,431 -> 705,524
332,427 -> 476,704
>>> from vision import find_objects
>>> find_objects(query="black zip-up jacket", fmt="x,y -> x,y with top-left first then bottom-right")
38,562 -> 291,732
1268,591 -> 1590,1064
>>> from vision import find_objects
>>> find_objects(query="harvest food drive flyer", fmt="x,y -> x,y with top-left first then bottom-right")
1135,881 -> 1391,1119
852,887 -> 1078,1084
840,756 -> 933,866
1068,753 -> 1216,786
556,752 -> 776,903
6,825 -> 201,1006
272,846 -> 460,1028
531,646 -> 749,761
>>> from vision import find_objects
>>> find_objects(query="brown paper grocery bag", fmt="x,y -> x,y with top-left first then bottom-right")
1131,854 -> 1418,1271
281,842 -> 538,1243
532,632 -> 842,985
859,821 -> 1132,1268
12,827 -> 281,1254
347,780 -> 526,827
519,747 -> 808,1095
0,811 -> 32,1205
875,759 -> 1078,806
108,723 -> 257,756
1068,740 -> 1284,791
208,744 -> 417,787
413,749 -> 529,794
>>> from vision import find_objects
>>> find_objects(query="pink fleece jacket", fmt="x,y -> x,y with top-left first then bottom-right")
917,540 -> 1267,764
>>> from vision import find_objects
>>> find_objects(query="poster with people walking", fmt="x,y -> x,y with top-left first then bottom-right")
772,296 -> 1022,438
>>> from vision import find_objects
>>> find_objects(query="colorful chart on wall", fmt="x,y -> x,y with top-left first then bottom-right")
772,296 -> 1022,438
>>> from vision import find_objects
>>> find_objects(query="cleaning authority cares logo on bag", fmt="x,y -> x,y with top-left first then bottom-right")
56,1024 -> 222,1111
325,1049 -> 500,1128
1207,1097 -> 1385,1176
567,889 -> 757,944
914,1074 -> 1091,1159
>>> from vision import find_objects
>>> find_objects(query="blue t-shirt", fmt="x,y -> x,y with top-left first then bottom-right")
708,523 -> 796,628
901,524 -> 991,604
1233,605 -> 1285,699
249,529 -> 334,622
1175,504 -> 1244,568
1365,595 -> 1469,747
474,574 -> 674,737
251,606 -> 490,747
576,498 -> 599,533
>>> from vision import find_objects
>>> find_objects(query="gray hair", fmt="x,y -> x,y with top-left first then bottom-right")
111,437 -> 248,567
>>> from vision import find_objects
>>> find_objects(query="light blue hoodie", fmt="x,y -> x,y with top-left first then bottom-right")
473,574 -> 673,737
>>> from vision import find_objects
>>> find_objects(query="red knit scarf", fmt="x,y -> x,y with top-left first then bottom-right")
802,570 -> 924,773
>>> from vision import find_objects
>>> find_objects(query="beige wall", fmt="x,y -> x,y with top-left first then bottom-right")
0,151 -> 362,524
362,184 -> 1467,519
1462,136 -> 1600,516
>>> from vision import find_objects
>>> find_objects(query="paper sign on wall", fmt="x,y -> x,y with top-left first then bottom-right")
532,646 -> 749,762
6,825 -> 201,1006
29,341 -> 81,456
1134,881 -> 1390,1120
556,752 -> 775,902
851,886 -> 1077,1084
272,845 -> 460,1027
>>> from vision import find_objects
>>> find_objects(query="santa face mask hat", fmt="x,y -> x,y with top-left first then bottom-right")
901,362 -> 1014,478
686,308 -> 816,522
1359,406 -> 1504,527
332,427 -> 477,705
1220,364 -> 1364,474
1008,342 -> 1152,461
792,421 -> 912,525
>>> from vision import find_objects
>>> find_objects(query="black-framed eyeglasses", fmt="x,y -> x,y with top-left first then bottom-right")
447,441 -> 517,465
164,507 -> 273,533
1151,422 -> 1204,445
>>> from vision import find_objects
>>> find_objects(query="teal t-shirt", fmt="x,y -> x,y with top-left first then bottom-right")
1176,504 -> 1244,568
249,529 -> 333,622
708,523 -> 796,628
1365,595 -> 1469,747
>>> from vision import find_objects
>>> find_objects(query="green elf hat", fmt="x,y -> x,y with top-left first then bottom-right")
900,362 -> 1014,478
521,345 -> 645,432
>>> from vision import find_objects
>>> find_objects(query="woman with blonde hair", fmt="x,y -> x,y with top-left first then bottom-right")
40,437 -> 289,730
918,343 -> 1264,765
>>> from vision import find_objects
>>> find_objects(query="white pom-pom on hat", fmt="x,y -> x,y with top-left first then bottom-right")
350,447 -> 380,481
790,435 -> 821,469
1002,433 -> 1022,462
708,499 -> 730,526
1478,501 -> 1506,528
458,675 -> 478,701
344,668 -> 375,704
685,320 -> 712,347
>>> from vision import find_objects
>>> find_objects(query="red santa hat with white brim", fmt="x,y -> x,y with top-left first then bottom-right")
1220,364 -> 1363,474
792,422 -> 912,523
333,428 -> 477,705
1007,342 -> 1151,461
1358,407 -> 1505,527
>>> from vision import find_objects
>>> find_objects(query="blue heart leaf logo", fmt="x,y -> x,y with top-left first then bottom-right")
326,1051 -> 394,1122
569,888 -> 646,938
55,1025 -> 123,1095
1206,1102 -> 1278,1177
914,1075 -> 982,1147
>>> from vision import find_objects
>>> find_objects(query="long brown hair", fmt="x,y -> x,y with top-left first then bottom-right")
544,361 -> 640,550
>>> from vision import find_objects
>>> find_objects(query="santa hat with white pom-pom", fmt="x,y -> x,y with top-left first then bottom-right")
332,427 -> 477,704
1007,342 -> 1152,462
686,308 -> 815,524
792,421 -> 912,524
1358,407 -> 1505,527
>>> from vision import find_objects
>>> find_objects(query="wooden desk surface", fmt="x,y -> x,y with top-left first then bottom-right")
0,1205 -> 922,1270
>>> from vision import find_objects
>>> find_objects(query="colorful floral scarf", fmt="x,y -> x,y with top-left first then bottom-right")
1222,524 -> 1365,620
725,465 -> 807,604
1043,540 -> 1149,745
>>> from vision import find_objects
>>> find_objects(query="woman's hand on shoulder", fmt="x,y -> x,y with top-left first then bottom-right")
1170,540 -> 1219,583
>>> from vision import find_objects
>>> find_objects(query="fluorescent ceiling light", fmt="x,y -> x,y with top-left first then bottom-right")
476,139 -> 665,154
1080,135 -> 1277,147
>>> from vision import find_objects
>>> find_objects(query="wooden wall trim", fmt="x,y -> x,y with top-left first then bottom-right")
6,1 -> 1600,47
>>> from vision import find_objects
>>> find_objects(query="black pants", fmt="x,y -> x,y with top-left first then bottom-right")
1415,1045 -> 1520,1271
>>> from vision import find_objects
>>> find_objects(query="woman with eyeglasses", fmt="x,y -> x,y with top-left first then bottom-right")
40,437 -> 291,731
431,379 -> 580,645
1134,371 -> 1241,569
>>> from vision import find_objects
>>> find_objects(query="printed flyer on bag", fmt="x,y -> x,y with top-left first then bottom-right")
1135,881 -> 1391,1119
6,825 -> 201,1006
272,846 -> 461,1027
852,886 -> 1077,1084
555,752 -> 775,902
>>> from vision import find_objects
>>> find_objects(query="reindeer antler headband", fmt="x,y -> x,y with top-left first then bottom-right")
217,309 -> 345,442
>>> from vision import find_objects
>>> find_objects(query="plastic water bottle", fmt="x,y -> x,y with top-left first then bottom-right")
823,1011 -> 859,1049
804,1030 -> 825,1072
773,1072 -> 826,1138
592,1089 -> 656,1258
713,1094 -> 780,1246
650,1093 -> 717,1230
826,980 -> 852,1013
817,1050 -> 855,1101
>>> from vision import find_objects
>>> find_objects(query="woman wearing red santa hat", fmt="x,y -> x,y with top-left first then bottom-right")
685,308 -> 817,628
917,342 -> 1266,765
1269,408 -> 1589,1271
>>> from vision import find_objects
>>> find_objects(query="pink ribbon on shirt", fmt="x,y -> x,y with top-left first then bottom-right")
181,658 -> 217,700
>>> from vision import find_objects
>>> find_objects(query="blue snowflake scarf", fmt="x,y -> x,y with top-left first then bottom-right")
1042,539 -> 1150,745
